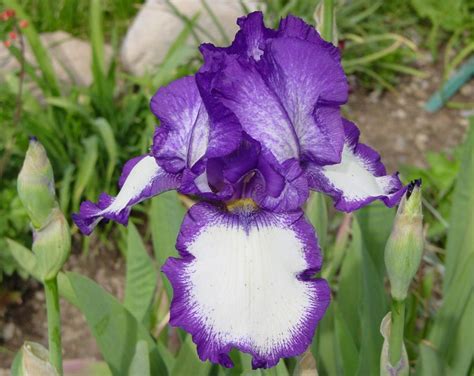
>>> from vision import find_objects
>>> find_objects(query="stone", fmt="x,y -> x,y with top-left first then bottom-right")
120,0 -> 260,76
0,31 -> 112,87
2,322 -> 15,341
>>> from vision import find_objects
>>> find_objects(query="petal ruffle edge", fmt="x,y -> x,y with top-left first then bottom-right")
163,202 -> 330,369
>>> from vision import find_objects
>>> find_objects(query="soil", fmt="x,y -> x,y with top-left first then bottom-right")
346,64 -> 472,172
0,242 -> 125,369
0,61 -> 472,370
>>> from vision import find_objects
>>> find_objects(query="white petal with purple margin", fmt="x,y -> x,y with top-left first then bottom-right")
162,202 -> 329,369
72,155 -> 179,235
305,119 -> 406,212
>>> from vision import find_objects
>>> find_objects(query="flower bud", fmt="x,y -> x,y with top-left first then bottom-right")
32,208 -> 71,281
17,138 -> 58,229
22,341 -> 59,376
385,179 -> 424,301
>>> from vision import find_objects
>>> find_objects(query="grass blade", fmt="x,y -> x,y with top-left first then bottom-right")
444,121 -> 474,291
72,136 -> 99,210
92,118 -> 118,186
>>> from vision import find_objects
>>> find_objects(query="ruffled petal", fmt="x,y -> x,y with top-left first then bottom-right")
260,36 -> 347,164
305,120 -> 406,211
200,12 -> 275,64
72,155 -> 179,235
277,14 -> 341,61
199,31 -> 348,165
207,56 -> 301,163
162,202 -> 330,369
151,76 -> 240,174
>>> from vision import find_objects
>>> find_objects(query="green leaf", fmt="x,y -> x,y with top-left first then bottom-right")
150,192 -> 186,298
312,303 -> 339,376
67,272 -> 169,376
59,164 -> 75,214
356,203 -> 395,277
171,336 -> 211,376
6,239 -> 38,279
416,122 -> 474,375
336,232 -> 362,348
124,222 -> 158,324
448,296 -> 474,375
89,0 -> 115,120
417,254 -> 474,375
354,218 -> 387,375
444,123 -> 474,292
73,136 -> 99,210
93,118 -> 118,185
10,350 -> 23,376
128,340 -> 150,376
334,303 -> 358,376
306,192 -> 328,248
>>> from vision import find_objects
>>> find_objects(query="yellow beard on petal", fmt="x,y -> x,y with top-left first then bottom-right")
226,198 -> 259,214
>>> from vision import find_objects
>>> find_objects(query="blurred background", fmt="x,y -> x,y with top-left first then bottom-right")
0,0 -> 473,374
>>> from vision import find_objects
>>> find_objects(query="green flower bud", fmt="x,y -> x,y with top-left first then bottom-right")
22,341 -> 59,376
33,208 -> 71,281
17,138 -> 58,229
385,180 -> 424,301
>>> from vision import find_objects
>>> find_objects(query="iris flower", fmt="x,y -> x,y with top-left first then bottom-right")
73,12 -> 405,369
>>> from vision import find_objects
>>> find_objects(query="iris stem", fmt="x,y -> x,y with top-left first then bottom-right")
44,277 -> 63,375
322,0 -> 334,42
389,298 -> 406,367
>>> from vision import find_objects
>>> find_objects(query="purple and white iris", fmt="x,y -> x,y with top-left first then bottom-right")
73,12 -> 406,369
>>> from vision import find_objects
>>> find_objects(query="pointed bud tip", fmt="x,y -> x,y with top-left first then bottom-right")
406,178 -> 422,199
18,140 -> 57,229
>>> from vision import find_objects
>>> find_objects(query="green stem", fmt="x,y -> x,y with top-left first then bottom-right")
322,0 -> 334,42
44,277 -> 63,375
389,299 -> 406,367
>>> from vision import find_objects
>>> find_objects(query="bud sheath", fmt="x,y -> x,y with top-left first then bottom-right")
17,138 -> 58,229
385,180 -> 424,301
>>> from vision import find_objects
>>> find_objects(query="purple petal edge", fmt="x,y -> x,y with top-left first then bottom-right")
162,203 -> 330,369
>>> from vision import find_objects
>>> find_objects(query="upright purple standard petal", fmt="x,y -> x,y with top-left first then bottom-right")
162,202 -> 330,369
305,119 -> 406,211
198,12 -> 348,165
151,75 -> 241,174
72,155 -> 179,235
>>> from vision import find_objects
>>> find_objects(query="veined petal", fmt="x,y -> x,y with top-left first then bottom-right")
72,155 -> 179,235
305,120 -> 406,211
163,203 -> 330,369
151,76 -> 240,174
260,36 -> 347,164
203,40 -> 347,165
210,57 -> 300,162
277,14 -> 341,62
200,12 -> 275,65
198,13 -> 348,165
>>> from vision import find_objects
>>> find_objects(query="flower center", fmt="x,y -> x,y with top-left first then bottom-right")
226,198 -> 259,214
